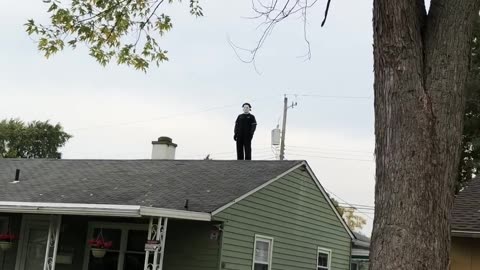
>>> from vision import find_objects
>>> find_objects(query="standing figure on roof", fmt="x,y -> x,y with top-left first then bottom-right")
234,103 -> 257,160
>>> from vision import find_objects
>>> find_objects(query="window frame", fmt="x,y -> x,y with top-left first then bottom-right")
82,222 -> 148,270
317,247 -> 332,270
350,259 -> 369,270
252,234 -> 274,270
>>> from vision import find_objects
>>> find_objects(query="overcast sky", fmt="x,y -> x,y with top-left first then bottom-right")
0,0 -> 375,234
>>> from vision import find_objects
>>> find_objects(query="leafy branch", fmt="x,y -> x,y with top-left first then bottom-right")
25,0 -> 203,71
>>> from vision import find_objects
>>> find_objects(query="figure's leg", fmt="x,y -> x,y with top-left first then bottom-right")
245,138 -> 252,160
236,138 -> 244,160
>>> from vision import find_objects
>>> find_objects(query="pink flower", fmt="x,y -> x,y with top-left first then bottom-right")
88,239 -> 113,249
0,233 -> 16,242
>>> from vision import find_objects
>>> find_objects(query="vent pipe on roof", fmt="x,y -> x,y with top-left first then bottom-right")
151,137 -> 177,159
15,169 -> 20,181
184,199 -> 189,210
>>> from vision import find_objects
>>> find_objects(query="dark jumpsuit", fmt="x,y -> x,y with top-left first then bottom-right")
234,113 -> 257,160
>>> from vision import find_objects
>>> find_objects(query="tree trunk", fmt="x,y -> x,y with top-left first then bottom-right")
371,0 -> 480,269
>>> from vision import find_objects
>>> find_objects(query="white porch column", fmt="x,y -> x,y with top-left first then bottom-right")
143,217 -> 168,270
43,215 -> 62,270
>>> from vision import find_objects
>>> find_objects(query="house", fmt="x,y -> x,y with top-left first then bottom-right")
450,177 -> 480,270
0,139 -> 356,270
344,177 -> 480,270
350,233 -> 369,270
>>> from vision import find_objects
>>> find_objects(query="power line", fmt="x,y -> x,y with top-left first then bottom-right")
341,206 -> 375,211
286,149 -> 373,159
286,152 -> 374,162
209,148 -> 272,157
70,95 -> 277,132
324,187 -> 374,220
70,103 -> 240,132
285,93 -> 372,99
339,203 -> 375,209
288,145 -> 373,154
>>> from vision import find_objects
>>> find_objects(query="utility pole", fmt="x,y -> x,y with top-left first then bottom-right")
279,95 -> 297,160
279,96 -> 288,160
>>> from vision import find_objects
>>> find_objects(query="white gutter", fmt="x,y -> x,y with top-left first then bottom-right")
0,202 -> 211,221
351,248 -> 370,257
353,239 -> 370,248
141,207 -> 211,221
0,202 -> 141,217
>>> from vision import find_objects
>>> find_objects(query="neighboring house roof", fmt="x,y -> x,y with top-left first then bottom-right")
353,232 -> 370,243
452,177 -> 480,236
352,232 -> 370,258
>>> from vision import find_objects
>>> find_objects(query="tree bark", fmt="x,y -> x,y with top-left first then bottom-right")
371,0 -> 480,269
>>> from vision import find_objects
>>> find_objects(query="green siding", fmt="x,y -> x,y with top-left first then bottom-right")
214,168 -> 352,270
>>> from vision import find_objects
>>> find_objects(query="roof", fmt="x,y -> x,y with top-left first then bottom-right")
352,232 -> 370,251
353,232 -> 370,243
452,177 -> 480,235
0,159 -> 302,213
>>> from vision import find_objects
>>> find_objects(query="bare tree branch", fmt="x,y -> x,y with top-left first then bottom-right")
321,0 -> 331,27
229,0 -> 330,67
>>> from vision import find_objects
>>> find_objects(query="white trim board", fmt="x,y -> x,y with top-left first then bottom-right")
0,202 -> 211,221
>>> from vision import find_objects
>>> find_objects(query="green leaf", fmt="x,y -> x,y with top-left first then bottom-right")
25,0 -> 204,71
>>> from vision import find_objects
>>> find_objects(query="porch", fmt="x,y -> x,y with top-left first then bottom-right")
0,213 -> 221,270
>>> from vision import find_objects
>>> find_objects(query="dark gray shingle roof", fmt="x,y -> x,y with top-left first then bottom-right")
0,159 -> 302,213
452,177 -> 480,232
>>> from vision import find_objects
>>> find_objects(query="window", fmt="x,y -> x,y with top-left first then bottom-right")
351,260 -> 369,270
83,222 -> 148,270
252,235 -> 273,270
0,216 -> 9,232
317,248 -> 332,270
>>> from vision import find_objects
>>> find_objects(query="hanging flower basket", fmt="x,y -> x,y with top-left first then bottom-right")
0,241 -> 12,251
88,239 -> 113,258
90,248 -> 107,258
0,233 -> 16,251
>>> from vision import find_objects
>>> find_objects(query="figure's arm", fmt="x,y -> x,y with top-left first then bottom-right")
234,116 -> 240,140
250,115 -> 257,136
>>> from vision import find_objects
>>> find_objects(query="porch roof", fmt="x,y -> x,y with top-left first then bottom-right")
0,159 -> 302,219
0,201 -> 211,220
